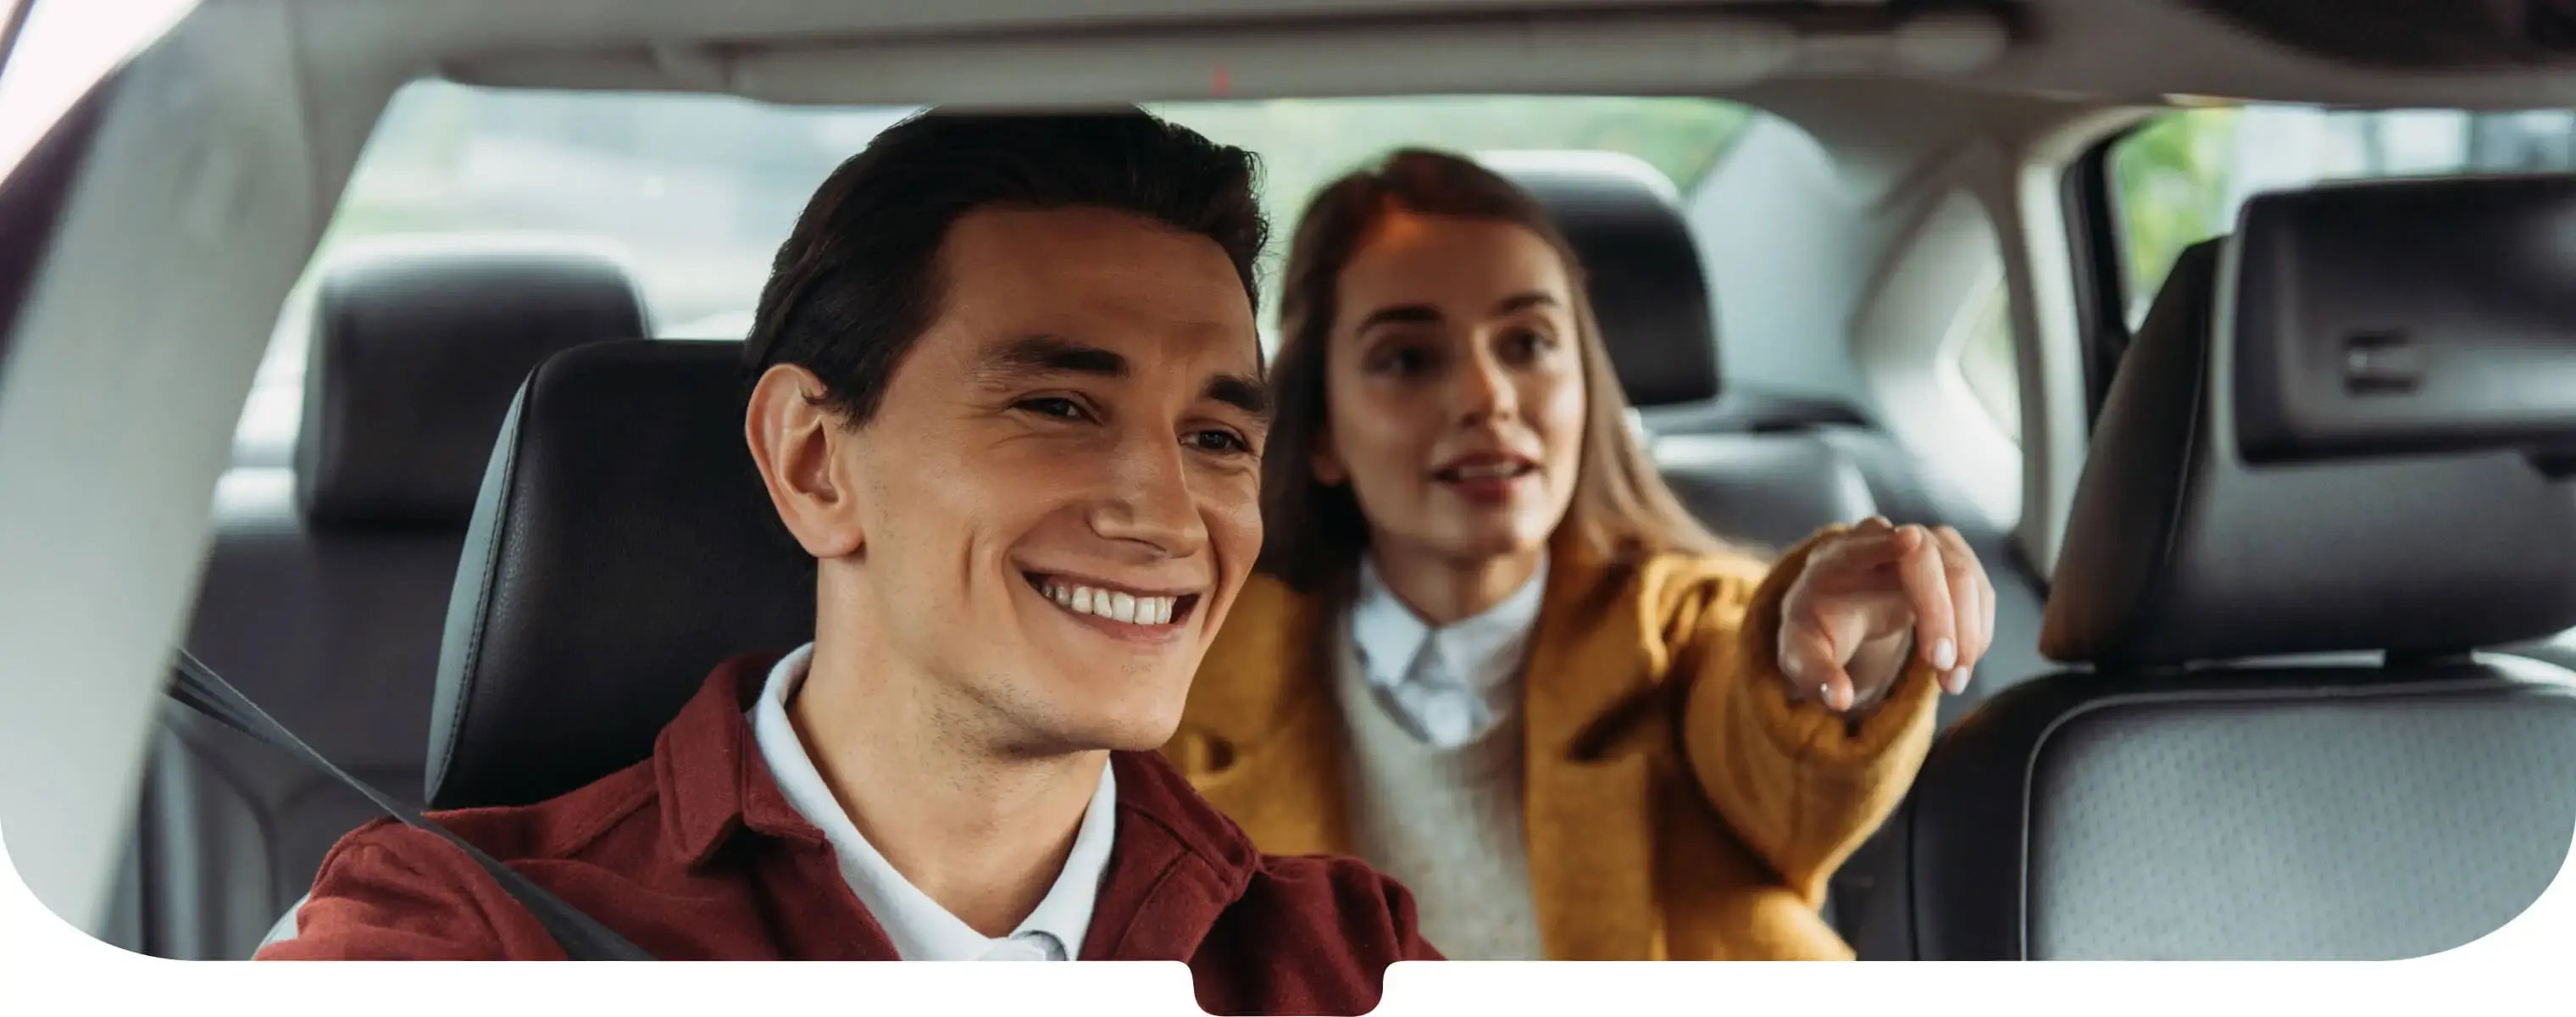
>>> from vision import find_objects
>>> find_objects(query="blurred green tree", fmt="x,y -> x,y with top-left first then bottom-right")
2109,108 -> 2240,315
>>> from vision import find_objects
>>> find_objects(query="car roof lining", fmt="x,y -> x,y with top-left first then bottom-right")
280,0 -> 2576,113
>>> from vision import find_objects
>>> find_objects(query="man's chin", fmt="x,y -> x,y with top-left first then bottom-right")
999,694 -> 1186,758
1071,707 -> 1185,754
999,723 -> 1174,760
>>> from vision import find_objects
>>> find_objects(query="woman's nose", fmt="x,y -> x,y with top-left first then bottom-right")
1453,353 -> 1517,425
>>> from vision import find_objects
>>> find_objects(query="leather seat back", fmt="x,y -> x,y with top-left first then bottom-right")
428,340 -> 811,810
130,241 -> 647,958
1907,201 -> 2576,960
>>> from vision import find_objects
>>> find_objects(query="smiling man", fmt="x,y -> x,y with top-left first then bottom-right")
258,109 -> 1439,1014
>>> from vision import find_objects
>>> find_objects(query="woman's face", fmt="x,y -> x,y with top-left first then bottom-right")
1315,209 -> 1588,570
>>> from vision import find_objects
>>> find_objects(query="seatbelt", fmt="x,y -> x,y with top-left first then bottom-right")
165,648 -> 655,960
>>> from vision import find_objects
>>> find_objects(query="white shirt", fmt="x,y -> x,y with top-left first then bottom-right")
749,642 -> 1119,961
1350,553 -> 1550,747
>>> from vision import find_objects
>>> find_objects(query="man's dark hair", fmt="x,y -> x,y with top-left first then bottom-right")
742,107 -> 1268,424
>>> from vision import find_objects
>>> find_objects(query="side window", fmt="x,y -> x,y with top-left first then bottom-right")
2109,105 -> 2576,320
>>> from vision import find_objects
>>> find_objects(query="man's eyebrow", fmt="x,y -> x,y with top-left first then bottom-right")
1494,291 -> 1559,315
976,334 -> 1128,380
1352,304 -> 1442,333
1204,373 -> 1271,418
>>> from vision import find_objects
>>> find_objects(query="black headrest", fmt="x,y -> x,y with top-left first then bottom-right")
428,340 -> 813,809
1485,152 -> 1720,407
2041,236 -> 2576,666
297,242 -> 650,529
2232,175 -> 2576,464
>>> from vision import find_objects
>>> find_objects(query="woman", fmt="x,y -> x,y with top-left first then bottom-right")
1159,149 -> 1995,961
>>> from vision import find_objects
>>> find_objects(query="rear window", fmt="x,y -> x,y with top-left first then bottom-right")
2108,104 -> 2576,320
233,83 -> 1754,464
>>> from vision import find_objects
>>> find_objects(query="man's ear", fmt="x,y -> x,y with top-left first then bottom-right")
745,364 -> 865,559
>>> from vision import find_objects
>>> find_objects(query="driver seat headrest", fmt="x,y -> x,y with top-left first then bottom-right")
1485,151 -> 1720,408
297,239 -> 650,530
428,340 -> 812,809
2041,233 -> 2576,666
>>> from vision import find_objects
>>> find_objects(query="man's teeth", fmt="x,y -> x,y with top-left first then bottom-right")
1046,581 -> 1176,625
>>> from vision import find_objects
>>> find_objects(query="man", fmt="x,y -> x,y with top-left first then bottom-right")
259,108 -> 1441,1014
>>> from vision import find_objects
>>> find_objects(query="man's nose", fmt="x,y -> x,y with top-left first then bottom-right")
1088,431 -> 1208,559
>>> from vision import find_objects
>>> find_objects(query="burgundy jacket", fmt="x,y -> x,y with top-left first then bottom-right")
258,655 -> 1441,1015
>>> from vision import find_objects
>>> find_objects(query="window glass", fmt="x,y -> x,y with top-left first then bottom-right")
0,0 -> 197,179
235,84 -> 1755,465
2110,105 -> 2576,320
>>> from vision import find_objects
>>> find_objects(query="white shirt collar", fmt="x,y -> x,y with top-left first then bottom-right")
1350,552 -> 1549,746
748,642 -> 1118,961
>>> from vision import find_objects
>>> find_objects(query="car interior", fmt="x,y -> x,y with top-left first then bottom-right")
3,0 -> 2573,968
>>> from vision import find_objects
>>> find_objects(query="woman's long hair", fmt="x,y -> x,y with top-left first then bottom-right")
1257,148 -> 1730,600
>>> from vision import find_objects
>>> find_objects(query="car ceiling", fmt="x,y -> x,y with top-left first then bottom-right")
264,0 -> 2576,113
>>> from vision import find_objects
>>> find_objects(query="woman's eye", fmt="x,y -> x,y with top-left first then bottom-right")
1502,327 -> 1555,362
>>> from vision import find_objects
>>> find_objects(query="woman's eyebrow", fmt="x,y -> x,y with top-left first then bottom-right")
1352,304 -> 1443,332
1491,291 -> 1559,315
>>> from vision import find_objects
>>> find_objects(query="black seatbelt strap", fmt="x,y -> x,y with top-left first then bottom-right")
166,648 -> 655,960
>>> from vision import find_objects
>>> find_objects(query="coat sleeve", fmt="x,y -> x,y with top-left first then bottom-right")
254,820 -> 557,960
1671,525 -> 1942,905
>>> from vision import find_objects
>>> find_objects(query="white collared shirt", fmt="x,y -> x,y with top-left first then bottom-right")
1350,553 -> 1550,747
749,642 -> 1118,961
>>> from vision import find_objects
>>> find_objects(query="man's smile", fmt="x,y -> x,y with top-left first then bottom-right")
1023,570 -> 1206,636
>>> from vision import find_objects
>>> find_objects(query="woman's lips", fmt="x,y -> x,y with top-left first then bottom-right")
1430,456 -> 1539,503
1430,451 -> 1539,482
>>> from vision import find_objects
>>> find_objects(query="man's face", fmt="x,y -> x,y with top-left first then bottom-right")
839,206 -> 1266,754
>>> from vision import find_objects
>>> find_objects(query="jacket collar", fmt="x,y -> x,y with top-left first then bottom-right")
650,652 -> 1264,959
1080,751 -> 1264,960
654,651 -> 826,866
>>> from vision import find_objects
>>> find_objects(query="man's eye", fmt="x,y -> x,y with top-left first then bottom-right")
1187,429 -> 1252,455
1016,397 -> 1090,421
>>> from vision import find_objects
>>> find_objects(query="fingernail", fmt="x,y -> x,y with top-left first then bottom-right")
1818,683 -> 1835,707
1933,638 -> 1958,671
1946,667 -> 1970,694
1833,686 -> 1853,711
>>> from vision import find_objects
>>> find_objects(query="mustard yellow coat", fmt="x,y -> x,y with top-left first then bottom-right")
1159,526 -> 1940,960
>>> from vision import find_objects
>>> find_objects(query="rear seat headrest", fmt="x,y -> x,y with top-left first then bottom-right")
1485,152 -> 1720,408
297,240 -> 651,530
429,341 -> 813,809
2041,232 -> 2576,667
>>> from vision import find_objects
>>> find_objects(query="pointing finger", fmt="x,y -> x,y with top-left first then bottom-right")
1931,527 -> 1981,692
1895,525 -> 1959,675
